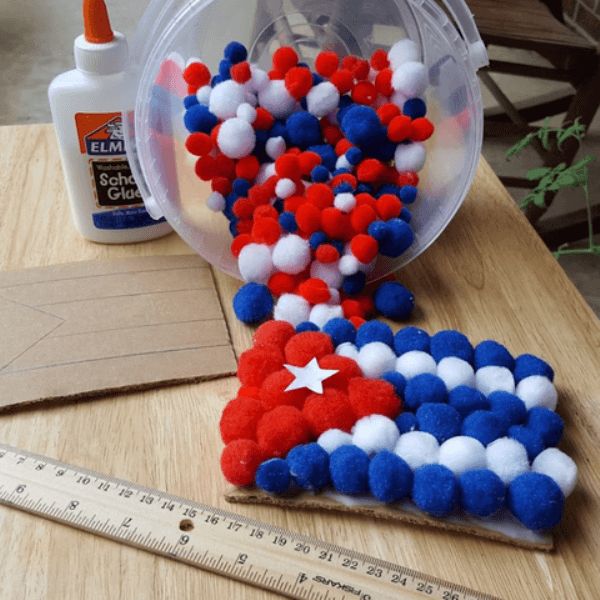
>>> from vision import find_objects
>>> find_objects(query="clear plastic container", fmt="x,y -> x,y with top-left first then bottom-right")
126,0 -> 488,280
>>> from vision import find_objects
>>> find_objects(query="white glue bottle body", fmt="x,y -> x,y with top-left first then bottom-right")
48,0 -> 171,243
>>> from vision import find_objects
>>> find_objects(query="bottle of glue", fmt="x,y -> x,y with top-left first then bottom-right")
49,0 -> 171,243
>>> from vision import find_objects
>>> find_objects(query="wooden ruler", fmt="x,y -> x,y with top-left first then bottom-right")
0,444 -> 499,600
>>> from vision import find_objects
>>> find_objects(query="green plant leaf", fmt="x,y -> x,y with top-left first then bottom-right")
538,119 -> 552,151
505,133 -> 535,160
526,167 -> 552,181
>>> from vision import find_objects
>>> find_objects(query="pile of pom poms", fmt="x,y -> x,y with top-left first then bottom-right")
220,320 -> 576,532
182,40 -> 433,327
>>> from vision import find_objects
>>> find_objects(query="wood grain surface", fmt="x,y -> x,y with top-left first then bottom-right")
0,124 -> 599,599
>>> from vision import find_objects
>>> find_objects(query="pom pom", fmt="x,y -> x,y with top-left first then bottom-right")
238,345 -> 283,388
394,142 -> 426,172
255,458 -> 291,494
527,407 -> 564,447
487,391 -> 527,428
218,117 -> 256,159
507,472 -> 564,530
184,104 -> 219,133
350,204 -> 377,233
275,178 -> 297,199
436,357 -> 475,391
352,81 -> 377,105
207,192 -> 226,212
266,136 -> 286,160
296,321 -> 319,333
507,425 -> 544,461
306,81 -> 341,118
224,41 -> 248,63
404,374 -> 448,411
231,61 -> 252,84
438,436 -> 486,475
388,39 -> 420,69
310,260 -> 344,289
315,51 -> 339,76
394,431 -> 439,469
348,377 -> 400,419
395,411 -> 417,433
186,132 -> 213,156
459,469 -> 505,517
258,80 -> 297,119
302,388 -> 355,436
310,303 -> 344,328
376,194 -> 403,220
274,293 -> 311,326
237,102 -> 257,123
416,403 -> 461,443
341,105 -> 382,148
382,371 -> 407,396
220,396 -> 264,443
285,66 -> 313,100
356,321 -> 393,349
233,283 -> 273,324
532,448 -> 577,496
287,443 -> 331,490
475,366 -> 515,396
387,115 -> 412,142
369,450 -> 413,502
342,272 -> 367,295
268,272 -> 297,296
350,234 -> 378,263
209,80 -> 246,119
486,437 -> 530,484
430,330 -> 473,364
377,219 -> 414,258
334,192 -> 357,213
318,428 -> 353,454
447,385 -> 488,417
352,415 -> 399,455
184,62 -> 211,87
395,350 -> 437,379
412,464 -> 457,517
329,445 -> 370,495
259,369 -> 309,411
286,112 -> 322,149
273,46 -> 299,72
256,405 -> 311,457
373,281 -> 415,320
272,235 -> 311,275
516,376 -> 558,411
330,69 -> 354,94
391,61 -> 428,97
283,332 -> 333,368
394,327 -> 430,354
338,255 -> 360,276
461,410 -> 505,446
221,439 -> 263,486
298,278 -> 331,305
357,342 -> 398,379
403,98 -> 427,119
238,243 -> 273,283
279,211 -> 298,233
410,117 -> 434,141
514,354 -> 554,383
322,318 -> 356,347
319,354 -> 362,389
474,340 -> 515,371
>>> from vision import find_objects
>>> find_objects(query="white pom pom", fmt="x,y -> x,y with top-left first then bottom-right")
274,293 -> 310,326
475,366 -> 515,396
388,39 -> 420,70
266,136 -> 286,160
256,162 -> 274,184
532,448 -> 577,496
306,81 -> 340,118
394,431 -> 439,470
395,350 -> 437,379
236,102 -> 257,123
486,437 -> 529,484
352,415 -> 399,455
335,342 -> 359,360
244,91 -> 258,107
206,191 -> 225,212
516,376 -> 558,411
310,261 -> 343,289
196,85 -> 211,105
339,254 -> 360,276
394,142 -> 426,173
334,193 -> 356,213
309,303 -> 343,328
391,89 -> 408,108
318,429 -> 353,454
437,357 -> 475,391
328,288 -> 341,305
275,178 -> 296,199
209,80 -> 246,119
238,243 -> 273,283
250,66 -> 269,92
392,61 -> 428,97
438,436 -> 486,475
258,80 -> 297,119
272,235 -> 311,274
335,155 -> 352,170
357,342 -> 397,378
217,117 -> 256,159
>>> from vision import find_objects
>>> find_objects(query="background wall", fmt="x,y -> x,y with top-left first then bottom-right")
564,0 -> 600,41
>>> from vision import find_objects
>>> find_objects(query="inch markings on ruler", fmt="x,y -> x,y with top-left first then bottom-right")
0,444 -> 499,600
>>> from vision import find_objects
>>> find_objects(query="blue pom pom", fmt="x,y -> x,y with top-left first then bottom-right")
311,165 -> 330,182
342,272 -> 367,295
395,411 -> 417,433
183,95 -> 199,109
487,391 -> 527,428
233,283 -> 273,324
334,182 -> 353,194
341,105 -> 382,149
474,340 -> 515,371
255,458 -> 291,494
331,240 -> 345,255
219,59 -> 232,80
309,231 -> 328,250
269,120 -> 289,142
526,407 -> 564,447
394,327 -> 430,355
508,425 -> 544,460
399,207 -> 412,223
346,147 -> 363,166
329,445 -> 370,495
459,469 -> 505,517
412,464 -> 457,517
286,443 -> 330,491
332,168 -> 351,176
514,354 -> 554,383
279,211 -> 297,233
448,386 -> 489,417
308,144 -> 337,172
373,281 -> 415,320
273,198 -> 284,213
382,371 -> 407,396
399,185 -> 418,204
367,220 -> 388,242
223,41 -> 248,64
286,112 -> 322,149
508,472 -> 564,530
403,98 -> 427,119
233,178 -> 251,196
312,72 -> 324,86
416,403 -> 461,443
377,219 -> 414,257
356,183 -> 372,194
184,104 -> 218,133
404,374 -> 448,411
322,318 -> 356,347
378,184 -> 403,197
369,451 -> 413,502
430,330 -> 473,364
296,321 -> 320,333
461,410 -> 504,445
228,220 -> 238,236
355,320 -> 394,349
211,74 -> 222,87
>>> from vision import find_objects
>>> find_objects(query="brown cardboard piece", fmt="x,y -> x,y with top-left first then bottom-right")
0,255 -> 237,409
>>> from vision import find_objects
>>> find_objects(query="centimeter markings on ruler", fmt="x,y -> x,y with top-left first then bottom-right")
0,444 -> 499,600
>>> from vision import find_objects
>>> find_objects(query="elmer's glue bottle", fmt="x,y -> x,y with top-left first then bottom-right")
49,0 -> 171,243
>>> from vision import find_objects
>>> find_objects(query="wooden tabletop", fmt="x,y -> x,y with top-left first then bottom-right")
0,124 -> 599,600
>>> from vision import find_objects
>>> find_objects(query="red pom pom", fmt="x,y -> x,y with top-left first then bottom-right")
375,68 -> 393,96
252,217 -> 281,245
259,369 -> 309,411
296,203 -> 322,235
195,155 -> 216,181
232,198 -> 256,220
285,66 -> 313,100
306,184 -> 334,209
236,155 -> 260,180
237,219 -> 252,234
302,389 -> 356,436
254,320 -> 295,351
186,132 -> 213,156
284,332 -> 334,366
341,55 -> 359,71
254,107 -> 275,130
275,154 -> 301,180
410,117 -> 435,142
330,69 -> 354,94
284,195 -> 306,213
268,69 -> 285,80
357,294 -> 375,316
298,151 -> 321,175
352,59 -> 370,81
319,354 -> 362,390
298,278 -> 331,304
321,207 -> 350,240
350,204 -> 377,233
230,61 -> 252,84
253,205 -> 279,220
315,51 -> 339,77
348,377 -> 401,419
238,345 -> 284,387
397,172 -> 419,186
220,396 -> 264,443
238,385 -> 260,399
268,272 -> 297,296
231,233 -> 252,257
355,193 -> 377,209
349,316 -> 366,328
210,122 -> 221,146
376,194 -> 402,220
342,299 -> 364,319
352,81 -> 377,105
221,439 -> 264,486
370,49 -> 390,71
388,115 -> 412,142
377,103 -> 401,125
214,154 -> 236,179
330,173 -> 357,189
322,122 -> 343,145
273,47 -> 299,73
350,234 -> 379,263
212,176 -> 232,195
315,244 -> 339,263
357,158 -> 385,183
183,62 -> 210,87
256,406 -> 311,457
335,138 -> 353,156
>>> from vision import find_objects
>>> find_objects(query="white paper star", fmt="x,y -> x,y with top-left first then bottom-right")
284,358 -> 338,394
